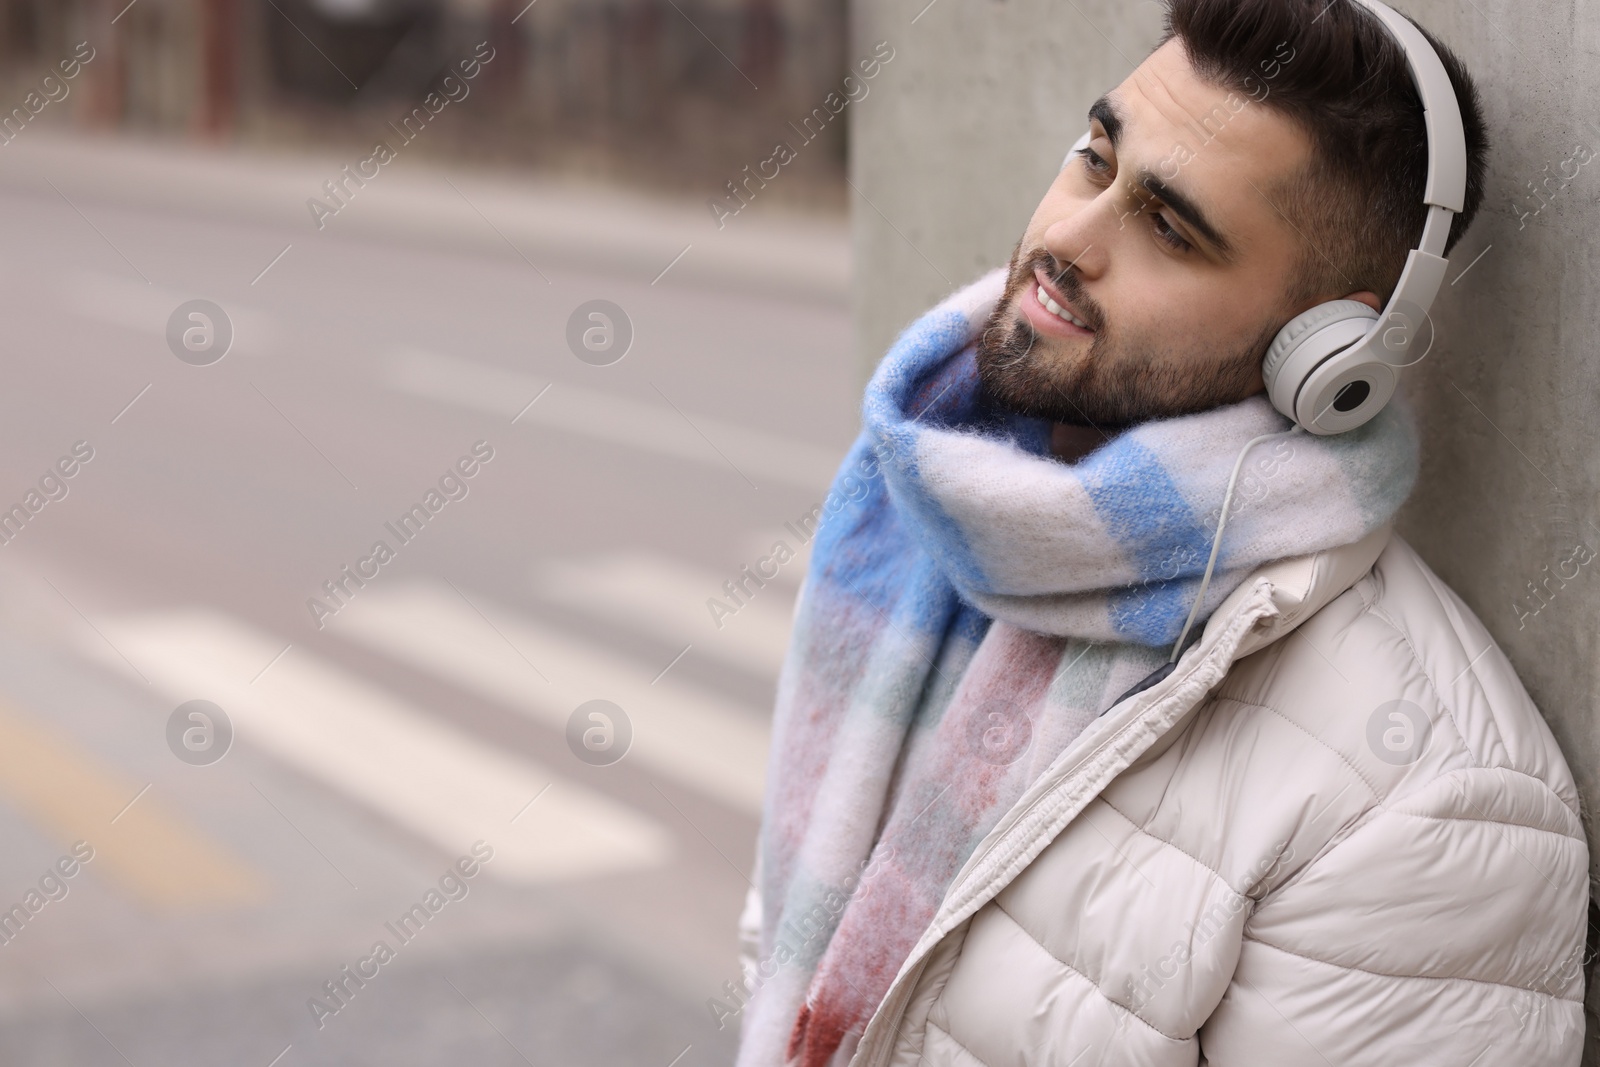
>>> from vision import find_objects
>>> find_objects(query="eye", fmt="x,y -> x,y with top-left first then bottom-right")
1150,210 -> 1193,253
1077,146 -> 1113,182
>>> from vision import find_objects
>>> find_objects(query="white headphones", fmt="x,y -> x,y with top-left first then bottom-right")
1063,0 -> 1467,435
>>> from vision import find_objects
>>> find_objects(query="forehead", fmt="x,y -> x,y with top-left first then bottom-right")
1106,40 -> 1314,246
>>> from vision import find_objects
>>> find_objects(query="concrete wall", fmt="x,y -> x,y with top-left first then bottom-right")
851,0 -> 1600,1051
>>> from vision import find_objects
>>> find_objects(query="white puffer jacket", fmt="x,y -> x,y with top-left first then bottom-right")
740,528 -> 1591,1065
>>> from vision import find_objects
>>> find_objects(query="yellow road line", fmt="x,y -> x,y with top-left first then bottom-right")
0,700 -> 263,909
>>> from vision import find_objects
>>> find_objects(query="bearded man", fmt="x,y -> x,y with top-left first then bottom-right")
733,0 -> 1591,1065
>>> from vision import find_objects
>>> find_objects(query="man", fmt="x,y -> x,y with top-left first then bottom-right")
733,0 -> 1590,1064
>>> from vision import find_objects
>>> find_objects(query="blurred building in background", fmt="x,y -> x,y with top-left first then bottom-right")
0,0 -> 846,205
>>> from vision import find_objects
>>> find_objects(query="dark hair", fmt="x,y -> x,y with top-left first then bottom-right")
1162,0 -> 1488,303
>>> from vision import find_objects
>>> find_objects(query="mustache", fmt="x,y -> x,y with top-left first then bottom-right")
1017,249 -> 1106,333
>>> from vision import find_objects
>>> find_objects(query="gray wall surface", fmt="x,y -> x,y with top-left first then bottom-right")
851,0 -> 1599,1052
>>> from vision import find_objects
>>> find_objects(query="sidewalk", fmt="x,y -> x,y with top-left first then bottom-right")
0,130 -> 850,303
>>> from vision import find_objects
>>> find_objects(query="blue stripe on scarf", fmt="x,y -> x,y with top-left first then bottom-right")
1079,437 -> 1212,643
864,308 -> 976,451
863,308 -> 995,596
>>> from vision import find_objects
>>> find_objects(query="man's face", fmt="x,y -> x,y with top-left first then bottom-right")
977,40 -> 1335,429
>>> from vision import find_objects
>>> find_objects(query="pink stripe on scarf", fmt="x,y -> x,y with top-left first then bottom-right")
786,622 -> 1071,1067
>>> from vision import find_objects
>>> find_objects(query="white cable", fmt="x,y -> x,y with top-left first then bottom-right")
1168,425 -> 1306,663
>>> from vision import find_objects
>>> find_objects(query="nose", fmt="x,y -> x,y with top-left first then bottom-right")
1041,203 -> 1109,280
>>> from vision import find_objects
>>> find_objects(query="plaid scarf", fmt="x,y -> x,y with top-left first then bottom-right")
735,269 -> 1419,1067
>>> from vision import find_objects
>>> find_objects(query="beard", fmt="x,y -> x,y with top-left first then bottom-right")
974,243 -> 1278,429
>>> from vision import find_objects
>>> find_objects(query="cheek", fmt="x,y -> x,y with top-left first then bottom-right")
1135,274 -> 1279,358
1098,268 -> 1221,347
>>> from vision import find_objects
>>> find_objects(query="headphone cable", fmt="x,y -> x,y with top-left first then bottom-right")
1168,424 -> 1307,664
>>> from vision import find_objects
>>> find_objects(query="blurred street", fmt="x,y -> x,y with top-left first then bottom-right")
0,130 -> 855,1066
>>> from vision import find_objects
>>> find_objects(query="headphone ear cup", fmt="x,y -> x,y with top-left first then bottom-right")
1262,300 -> 1376,387
1263,300 -> 1380,429
1062,129 -> 1092,169
1295,349 -> 1397,434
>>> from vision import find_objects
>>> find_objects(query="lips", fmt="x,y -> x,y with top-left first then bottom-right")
1035,282 -> 1091,328
1022,266 -> 1095,338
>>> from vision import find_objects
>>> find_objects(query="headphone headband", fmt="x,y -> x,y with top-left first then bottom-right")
1351,0 -> 1466,216
1323,0 -> 1462,426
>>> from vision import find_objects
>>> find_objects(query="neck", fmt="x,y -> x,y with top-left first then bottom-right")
1049,422 -> 1110,463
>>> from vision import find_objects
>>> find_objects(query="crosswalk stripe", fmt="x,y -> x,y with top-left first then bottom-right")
384,347 -> 842,492
0,699 -> 263,909
331,583 -> 771,815
533,551 -> 798,678
95,611 -> 673,884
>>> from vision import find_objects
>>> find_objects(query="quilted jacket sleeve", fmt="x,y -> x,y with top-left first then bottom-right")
1199,766 -> 1590,1066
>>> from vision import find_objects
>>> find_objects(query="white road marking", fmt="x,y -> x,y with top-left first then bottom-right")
384,347 -> 841,492
533,551 -> 798,678
92,610 -> 672,883
59,270 -> 277,354
332,583 -> 771,814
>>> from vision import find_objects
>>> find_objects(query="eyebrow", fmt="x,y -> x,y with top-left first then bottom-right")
1087,95 -> 1123,147
1138,172 -> 1234,258
1086,94 -> 1235,259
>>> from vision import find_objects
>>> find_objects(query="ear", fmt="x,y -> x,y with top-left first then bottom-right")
1342,290 -> 1382,313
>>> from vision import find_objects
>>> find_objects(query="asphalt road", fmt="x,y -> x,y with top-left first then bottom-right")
0,133 -> 858,1067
